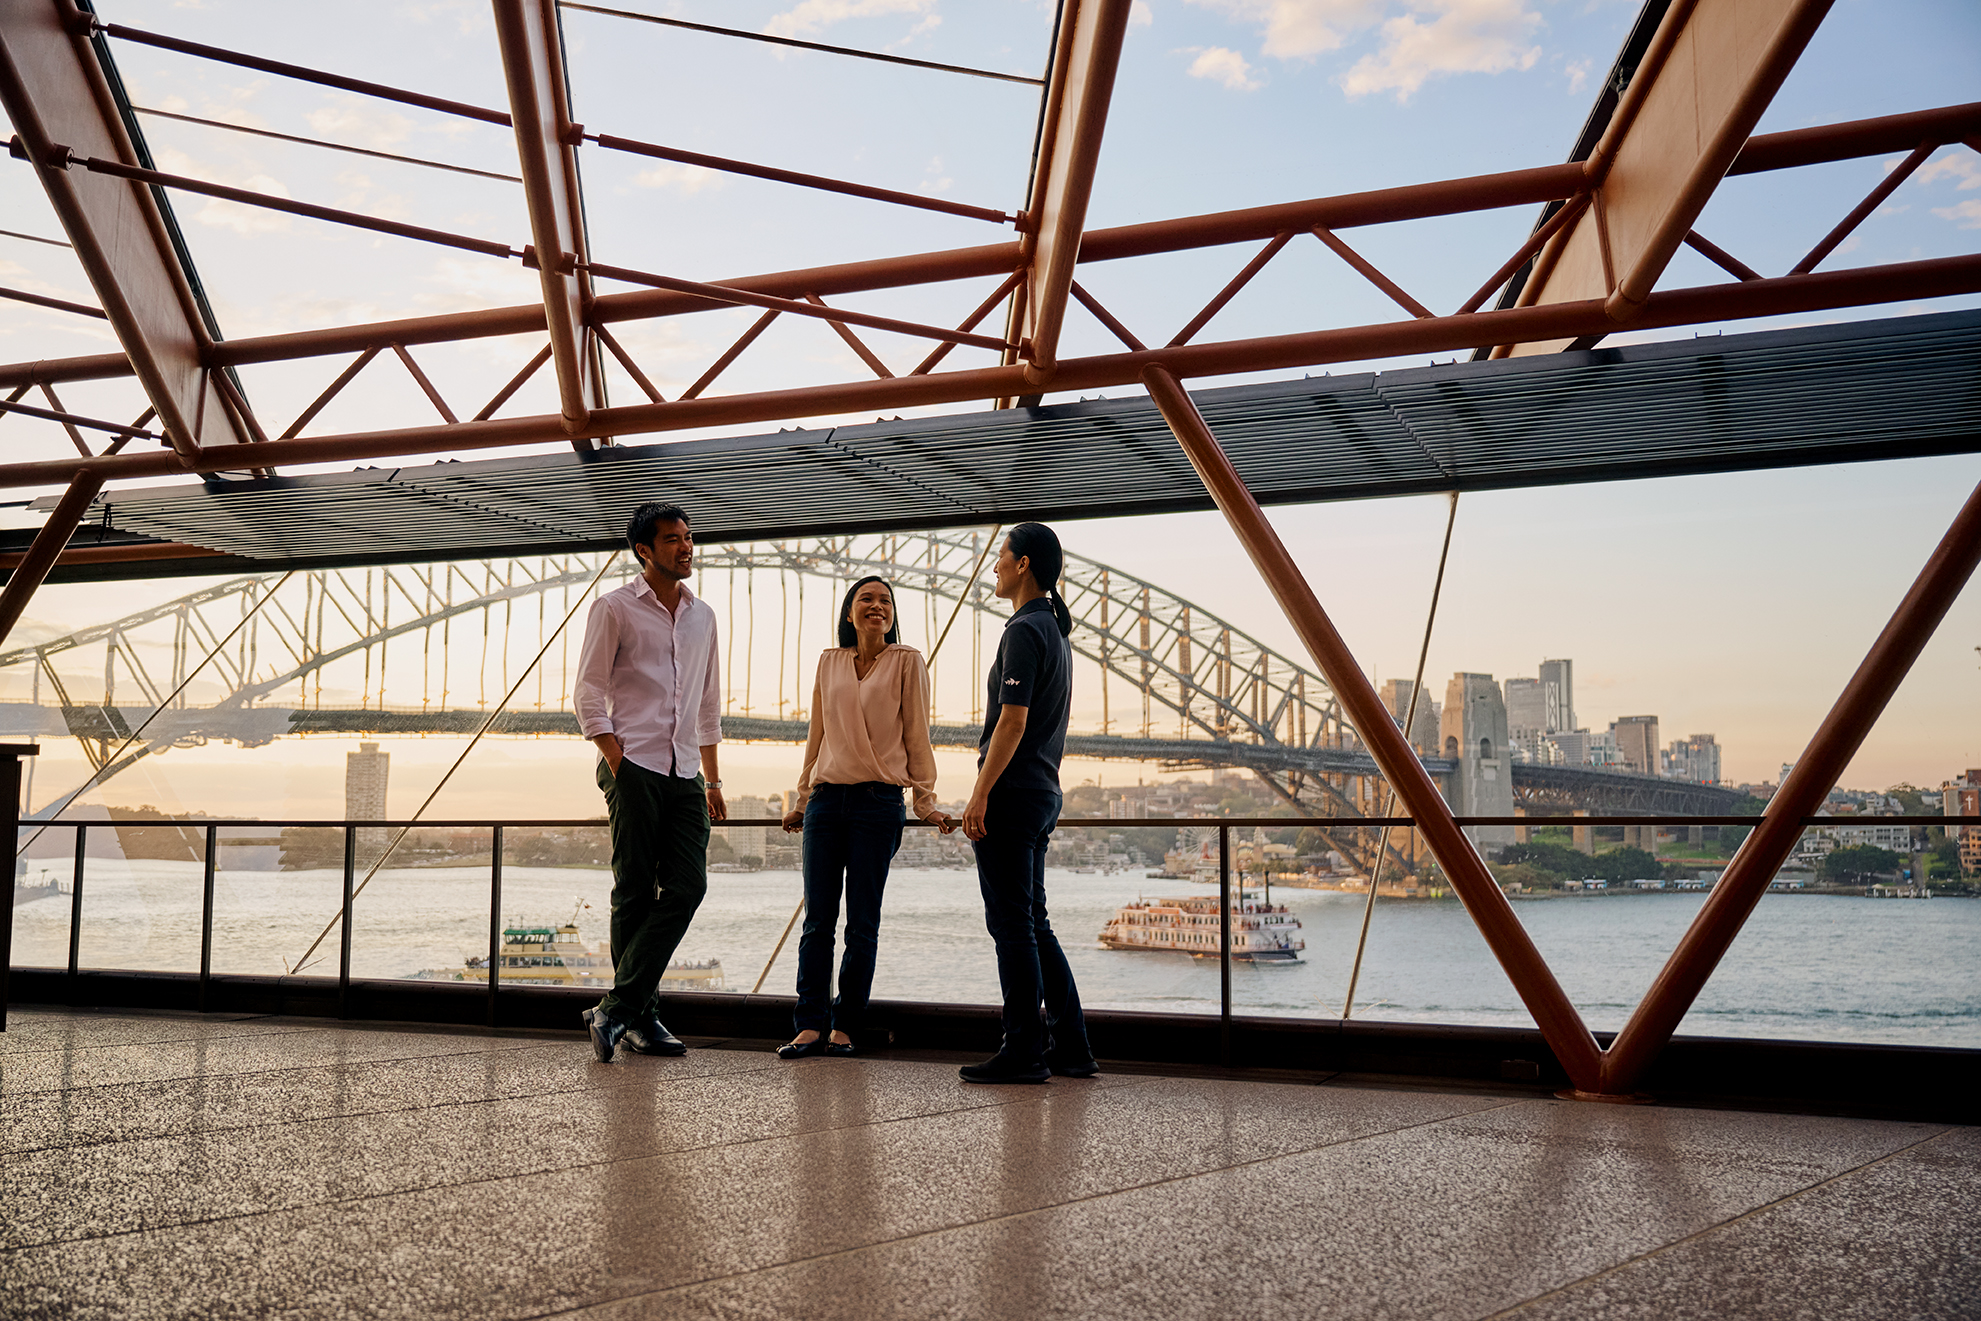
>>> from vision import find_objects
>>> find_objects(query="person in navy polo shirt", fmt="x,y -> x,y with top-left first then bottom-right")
958,522 -> 1098,1084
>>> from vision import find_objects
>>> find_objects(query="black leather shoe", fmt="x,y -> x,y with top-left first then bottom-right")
824,1037 -> 859,1058
959,1052 -> 1050,1084
777,1035 -> 829,1060
1047,1054 -> 1100,1078
581,1007 -> 627,1062
624,1017 -> 688,1056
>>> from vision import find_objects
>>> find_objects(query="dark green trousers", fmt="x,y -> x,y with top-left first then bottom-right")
596,757 -> 710,1020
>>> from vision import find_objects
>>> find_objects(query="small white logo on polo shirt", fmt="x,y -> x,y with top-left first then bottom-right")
1005,678 -> 1020,684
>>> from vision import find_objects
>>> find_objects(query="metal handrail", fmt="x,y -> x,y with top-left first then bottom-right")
17,814 -> 1976,828
16,811 -> 1968,1048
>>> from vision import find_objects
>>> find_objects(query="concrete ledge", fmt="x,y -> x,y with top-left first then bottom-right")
9,966 -> 1976,1122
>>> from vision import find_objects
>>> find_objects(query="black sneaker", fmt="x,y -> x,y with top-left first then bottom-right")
959,1052 -> 1050,1084
1046,1054 -> 1100,1078
624,1017 -> 688,1057
581,1007 -> 627,1062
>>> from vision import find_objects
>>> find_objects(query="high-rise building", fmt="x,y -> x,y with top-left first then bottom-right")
1664,733 -> 1722,784
1504,676 -> 1545,736
1613,716 -> 1660,777
1542,729 -> 1591,766
346,742 -> 389,855
1538,658 -> 1574,733
718,795 -> 772,868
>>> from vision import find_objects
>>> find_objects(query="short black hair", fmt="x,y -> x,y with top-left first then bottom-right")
626,502 -> 690,554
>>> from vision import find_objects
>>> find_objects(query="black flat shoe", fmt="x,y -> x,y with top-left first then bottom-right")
581,1007 -> 627,1062
777,1036 -> 829,1060
624,1018 -> 688,1056
959,1052 -> 1050,1084
824,1038 -> 858,1057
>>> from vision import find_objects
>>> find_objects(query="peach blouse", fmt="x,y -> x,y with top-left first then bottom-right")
792,645 -> 940,821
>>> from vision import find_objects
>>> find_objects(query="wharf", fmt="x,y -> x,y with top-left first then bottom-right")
2,1006 -> 1973,1319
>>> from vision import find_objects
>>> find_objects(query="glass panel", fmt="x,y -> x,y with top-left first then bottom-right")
11,824 -> 81,970
211,826 -> 344,977
70,819 -> 207,973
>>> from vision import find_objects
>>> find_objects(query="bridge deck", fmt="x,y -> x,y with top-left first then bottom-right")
2,1005 -> 1972,1320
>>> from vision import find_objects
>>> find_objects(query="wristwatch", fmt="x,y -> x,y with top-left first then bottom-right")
705,779 -> 723,789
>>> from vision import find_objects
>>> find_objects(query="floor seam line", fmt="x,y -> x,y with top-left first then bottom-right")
0,1037 -> 578,1098
514,1096 -> 1531,1318
1473,1126 -> 1958,1320
0,1077 -> 1167,1255
0,1063 -> 796,1158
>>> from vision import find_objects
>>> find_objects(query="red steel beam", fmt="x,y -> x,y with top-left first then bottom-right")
1019,0 -> 1133,384
2,251 -> 1966,493
493,0 -> 593,436
0,0 -> 249,460
1140,364 -> 1605,1089
1598,479 -> 1981,1095
1727,101 -> 1981,175
9,101 -> 1953,391
0,469 -> 102,646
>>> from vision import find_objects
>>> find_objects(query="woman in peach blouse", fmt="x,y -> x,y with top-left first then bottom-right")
777,576 -> 955,1059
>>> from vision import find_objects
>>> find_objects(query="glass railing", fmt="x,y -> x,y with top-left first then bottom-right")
9,815 -> 1977,1048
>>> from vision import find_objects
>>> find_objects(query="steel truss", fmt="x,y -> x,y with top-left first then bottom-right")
0,0 -> 1976,1101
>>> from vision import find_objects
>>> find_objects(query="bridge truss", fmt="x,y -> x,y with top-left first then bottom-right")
0,531 -> 1739,864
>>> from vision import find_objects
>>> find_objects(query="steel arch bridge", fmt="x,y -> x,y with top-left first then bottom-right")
0,532 -> 1739,862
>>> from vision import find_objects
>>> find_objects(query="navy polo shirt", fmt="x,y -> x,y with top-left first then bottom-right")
979,596 -> 1072,797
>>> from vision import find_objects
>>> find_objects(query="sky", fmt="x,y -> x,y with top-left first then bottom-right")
0,0 -> 1977,821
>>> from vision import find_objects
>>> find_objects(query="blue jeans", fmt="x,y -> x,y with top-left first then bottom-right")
971,788 -> 1090,1064
794,782 -> 905,1034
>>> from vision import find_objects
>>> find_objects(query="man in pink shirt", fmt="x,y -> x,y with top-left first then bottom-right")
574,502 -> 727,1061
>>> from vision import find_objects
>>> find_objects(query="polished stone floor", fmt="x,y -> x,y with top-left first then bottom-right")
0,1007 -> 1974,1320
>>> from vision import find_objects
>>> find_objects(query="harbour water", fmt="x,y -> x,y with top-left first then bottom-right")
11,860 -> 1978,1048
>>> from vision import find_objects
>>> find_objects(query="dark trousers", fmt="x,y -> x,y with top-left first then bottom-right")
596,758 -> 710,1021
794,782 -> 904,1035
972,788 -> 1089,1063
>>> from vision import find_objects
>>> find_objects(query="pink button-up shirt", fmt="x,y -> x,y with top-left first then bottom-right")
574,577 -> 722,778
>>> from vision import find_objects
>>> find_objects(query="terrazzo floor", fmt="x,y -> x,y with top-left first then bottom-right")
1,1006 -> 1974,1319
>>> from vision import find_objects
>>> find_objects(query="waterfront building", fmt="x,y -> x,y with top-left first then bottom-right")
345,742 -> 389,855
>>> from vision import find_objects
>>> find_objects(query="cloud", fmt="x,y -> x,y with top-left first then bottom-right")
886,13 -> 941,49
1184,46 -> 1264,90
1130,1 -> 1154,27
1185,0 -> 1386,59
306,97 -> 416,151
195,176 -> 294,234
763,0 -> 936,40
1917,152 -> 1981,190
1564,56 -> 1592,93
1341,0 -> 1542,102
633,162 -> 725,195
1932,199 -> 1981,229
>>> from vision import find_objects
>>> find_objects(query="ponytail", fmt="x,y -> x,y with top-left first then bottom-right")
1008,522 -> 1073,638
